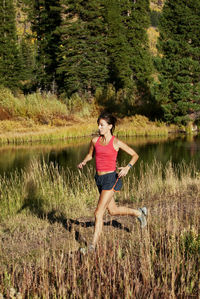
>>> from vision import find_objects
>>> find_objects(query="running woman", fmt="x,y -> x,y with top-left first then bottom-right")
78,112 -> 147,252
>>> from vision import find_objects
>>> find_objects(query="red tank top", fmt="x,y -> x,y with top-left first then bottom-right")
95,136 -> 118,172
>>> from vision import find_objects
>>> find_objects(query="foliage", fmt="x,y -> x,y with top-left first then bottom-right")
1,0 -> 200,124
0,0 -> 22,90
57,0 -> 109,96
19,38 -> 36,88
154,0 -> 200,124
57,0 -> 154,110
0,160 -> 199,296
62,92 -> 98,118
105,0 -> 132,90
180,227 -> 200,257
29,0 -> 62,91
150,10 -> 161,27
0,86 -> 67,122
125,0 -> 154,112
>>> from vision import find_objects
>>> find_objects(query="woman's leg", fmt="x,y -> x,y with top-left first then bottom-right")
107,197 -> 147,228
92,189 -> 114,248
107,197 -> 141,217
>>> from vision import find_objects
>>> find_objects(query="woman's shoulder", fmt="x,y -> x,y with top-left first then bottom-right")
113,136 -> 121,144
113,136 -> 120,151
91,136 -> 99,145
113,136 -> 127,149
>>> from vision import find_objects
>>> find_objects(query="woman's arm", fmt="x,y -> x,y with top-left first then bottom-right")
77,139 -> 95,169
115,139 -> 139,178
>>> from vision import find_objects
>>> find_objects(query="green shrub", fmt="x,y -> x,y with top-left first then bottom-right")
0,87 -> 68,121
180,227 -> 200,256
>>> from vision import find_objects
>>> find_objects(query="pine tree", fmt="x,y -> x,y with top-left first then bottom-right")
125,0 -> 153,110
13,0 -> 36,92
155,0 -> 200,124
58,0 -> 109,96
105,0 -> 153,112
19,38 -> 36,91
105,0 -> 132,90
30,0 -> 62,91
127,0 -> 152,87
0,0 -> 21,90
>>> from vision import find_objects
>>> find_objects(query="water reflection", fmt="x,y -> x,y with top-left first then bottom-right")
0,135 -> 199,176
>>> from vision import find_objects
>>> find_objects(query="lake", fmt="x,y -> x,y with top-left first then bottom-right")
0,134 -> 200,177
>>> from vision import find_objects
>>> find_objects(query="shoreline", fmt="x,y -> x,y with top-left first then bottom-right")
0,117 -> 198,145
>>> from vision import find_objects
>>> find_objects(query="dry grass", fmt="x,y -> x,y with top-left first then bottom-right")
0,87 -> 183,144
0,160 -> 199,298
0,115 -> 174,145
116,115 -> 169,136
150,0 -> 164,11
147,26 -> 160,56
0,88 -> 68,121
0,121 -> 98,144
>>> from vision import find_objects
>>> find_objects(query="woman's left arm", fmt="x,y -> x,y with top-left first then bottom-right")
116,139 -> 139,178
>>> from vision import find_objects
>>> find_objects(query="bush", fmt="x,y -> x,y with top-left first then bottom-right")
0,87 -> 68,122
62,92 -> 98,118
181,227 -> 200,256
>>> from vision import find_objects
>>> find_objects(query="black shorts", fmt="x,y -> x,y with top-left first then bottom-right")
94,171 -> 122,193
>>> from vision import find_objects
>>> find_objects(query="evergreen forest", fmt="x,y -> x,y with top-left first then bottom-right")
0,0 -> 200,124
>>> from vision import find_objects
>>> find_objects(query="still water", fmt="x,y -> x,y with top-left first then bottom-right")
0,135 -> 200,177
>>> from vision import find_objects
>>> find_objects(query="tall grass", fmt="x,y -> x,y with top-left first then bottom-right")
0,116 -> 171,145
0,87 -> 97,123
0,160 -> 199,297
0,86 -> 184,145
116,115 -> 169,136
0,87 -> 68,122
0,122 -> 98,144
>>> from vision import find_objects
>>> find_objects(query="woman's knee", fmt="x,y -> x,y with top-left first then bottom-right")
108,208 -> 118,216
94,208 -> 104,219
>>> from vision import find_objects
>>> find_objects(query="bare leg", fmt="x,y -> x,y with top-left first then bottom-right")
92,190 -> 114,248
107,197 -> 141,217
91,193 -> 146,249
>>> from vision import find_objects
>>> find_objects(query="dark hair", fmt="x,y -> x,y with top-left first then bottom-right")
97,112 -> 117,135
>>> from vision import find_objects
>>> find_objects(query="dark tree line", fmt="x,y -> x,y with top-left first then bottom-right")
0,0 -> 200,124
154,0 -> 200,124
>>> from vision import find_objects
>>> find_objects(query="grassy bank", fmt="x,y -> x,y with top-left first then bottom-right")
0,115 -> 171,144
0,121 -> 98,144
0,160 -> 199,297
0,87 -> 184,144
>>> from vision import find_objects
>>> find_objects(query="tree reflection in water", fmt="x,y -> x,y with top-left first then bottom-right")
0,135 -> 199,177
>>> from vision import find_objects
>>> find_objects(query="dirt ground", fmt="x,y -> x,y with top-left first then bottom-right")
0,191 -> 199,269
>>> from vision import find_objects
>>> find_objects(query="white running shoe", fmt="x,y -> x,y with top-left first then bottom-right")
137,207 -> 148,228
79,244 -> 95,255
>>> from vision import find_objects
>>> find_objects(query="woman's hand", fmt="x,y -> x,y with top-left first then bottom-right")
77,161 -> 86,169
118,166 -> 130,178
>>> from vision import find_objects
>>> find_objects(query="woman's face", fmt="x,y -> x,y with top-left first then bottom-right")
98,118 -> 112,135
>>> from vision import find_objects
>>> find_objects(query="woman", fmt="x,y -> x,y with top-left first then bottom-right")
78,112 -> 147,252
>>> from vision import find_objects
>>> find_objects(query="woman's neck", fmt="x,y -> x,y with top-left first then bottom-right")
101,132 -> 112,142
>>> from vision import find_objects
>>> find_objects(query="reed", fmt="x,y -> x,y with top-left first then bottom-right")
0,88 -> 68,120
0,160 -> 199,298
0,87 -> 181,145
0,122 -> 98,144
116,115 -> 169,137
0,116 -> 171,145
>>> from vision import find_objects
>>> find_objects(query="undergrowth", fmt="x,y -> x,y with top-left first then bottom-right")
0,160 -> 199,297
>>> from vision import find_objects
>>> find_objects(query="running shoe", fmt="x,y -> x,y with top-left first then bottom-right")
137,207 -> 148,228
79,244 -> 95,255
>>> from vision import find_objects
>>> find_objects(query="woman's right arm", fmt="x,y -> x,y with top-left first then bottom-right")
77,139 -> 96,169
